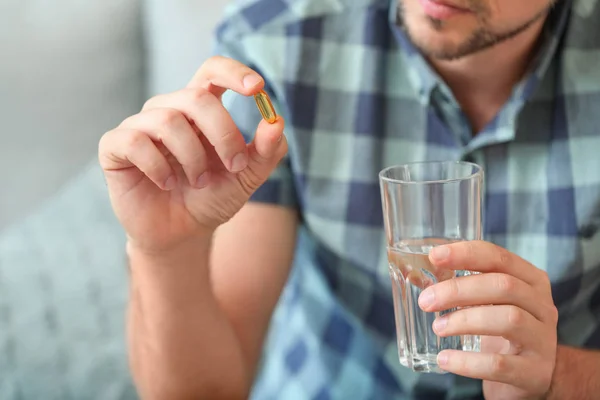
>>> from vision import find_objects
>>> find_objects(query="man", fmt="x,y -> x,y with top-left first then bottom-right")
98,0 -> 600,398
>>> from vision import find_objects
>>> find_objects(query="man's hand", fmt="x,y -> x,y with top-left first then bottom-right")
99,56 -> 287,254
417,240 -> 559,400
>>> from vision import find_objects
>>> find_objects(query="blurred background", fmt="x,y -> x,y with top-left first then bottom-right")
0,1 -> 228,398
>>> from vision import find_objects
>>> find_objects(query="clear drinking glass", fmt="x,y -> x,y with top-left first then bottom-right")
379,161 -> 484,373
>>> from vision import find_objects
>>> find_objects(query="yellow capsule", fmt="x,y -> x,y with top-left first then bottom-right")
254,90 -> 278,124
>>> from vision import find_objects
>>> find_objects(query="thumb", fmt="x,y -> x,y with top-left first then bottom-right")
240,117 -> 288,184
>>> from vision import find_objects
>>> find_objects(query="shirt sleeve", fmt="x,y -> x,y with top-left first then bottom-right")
211,23 -> 299,210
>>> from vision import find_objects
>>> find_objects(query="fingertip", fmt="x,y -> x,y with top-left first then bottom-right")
230,151 -> 249,172
429,245 -> 451,264
254,118 -> 286,159
242,73 -> 264,94
258,116 -> 285,137
163,175 -> 177,191
432,315 -> 448,334
437,351 -> 450,367
418,288 -> 435,310
195,171 -> 210,188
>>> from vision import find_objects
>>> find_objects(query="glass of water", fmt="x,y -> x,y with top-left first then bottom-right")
379,161 -> 484,373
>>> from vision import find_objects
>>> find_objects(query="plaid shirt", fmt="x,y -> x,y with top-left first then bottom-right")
214,0 -> 600,398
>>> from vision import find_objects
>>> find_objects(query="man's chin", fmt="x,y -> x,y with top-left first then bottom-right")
412,39 -> 472,61
401,10 -> 483,60
405,27 -> 473,61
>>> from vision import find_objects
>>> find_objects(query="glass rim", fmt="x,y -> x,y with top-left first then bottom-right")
379,160 -> 483,185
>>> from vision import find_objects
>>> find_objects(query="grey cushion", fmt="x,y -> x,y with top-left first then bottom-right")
0,0 -> 145,231
0,162 -> 135,400
0,1 -> 144,398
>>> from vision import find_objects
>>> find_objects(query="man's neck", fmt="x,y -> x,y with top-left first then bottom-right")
429,18 -> 548,134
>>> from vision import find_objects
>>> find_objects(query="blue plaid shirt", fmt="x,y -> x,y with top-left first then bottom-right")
214,0 -> 600,398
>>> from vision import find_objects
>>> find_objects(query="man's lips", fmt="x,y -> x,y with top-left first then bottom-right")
431,0 -> 471,11
418,0 -> 472,19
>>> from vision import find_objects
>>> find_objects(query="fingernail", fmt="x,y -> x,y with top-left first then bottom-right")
196,172 -> 210,188
433,316 -> 447,332
430,246 -> 450,262
231,152 -> 248,172
437,352 -> 449,366
243,74 -> 261,89
164,176 -> 177,191
419,289 -> 435,309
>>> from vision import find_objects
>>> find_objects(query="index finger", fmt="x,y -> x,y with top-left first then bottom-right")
188,56 -> 264,98
428,240 -> 545,288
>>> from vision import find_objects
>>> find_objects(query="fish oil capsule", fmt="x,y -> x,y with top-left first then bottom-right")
254,90 -> 278,124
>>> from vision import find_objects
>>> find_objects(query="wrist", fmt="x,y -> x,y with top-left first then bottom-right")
126,234 -> 214,289
126,233 -> 214,299
544,345 -> 600,400
544,346 -> 562,400
126,233 -> 213,265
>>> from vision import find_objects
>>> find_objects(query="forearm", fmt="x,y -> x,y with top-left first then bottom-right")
127,237 -> 248,400
547,345 -> 600,400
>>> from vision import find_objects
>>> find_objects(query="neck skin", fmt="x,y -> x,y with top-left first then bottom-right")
428,17 -> 548,134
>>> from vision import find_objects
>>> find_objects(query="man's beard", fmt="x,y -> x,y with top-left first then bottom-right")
398,1 -> 552,61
